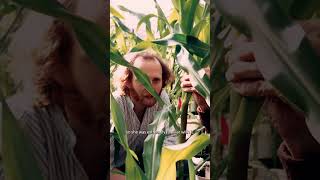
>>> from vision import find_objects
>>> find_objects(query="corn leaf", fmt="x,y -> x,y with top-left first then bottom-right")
12,0 -> 107,73
188,159 -> 196,180
152,33 -> 210,58
110,94 -> 146,180
156,134 -> 210,180
180,0 -> 200,34
111,6 -> 124,19
110,48 -> 165,106
110,94 -> 129,148
1,95 -> 44,180
153,0 -> 170,38
130,41 -> 153,52
143,105 -> 173,180
176,47 -> 210,106
114,24 -> 128,53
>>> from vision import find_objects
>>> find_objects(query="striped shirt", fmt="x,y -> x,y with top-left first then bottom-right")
110,90 -> 177,168
0,104 -> 89,180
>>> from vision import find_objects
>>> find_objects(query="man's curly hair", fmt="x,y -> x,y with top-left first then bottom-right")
112,51 -> 174,96
33,0 -> 75,107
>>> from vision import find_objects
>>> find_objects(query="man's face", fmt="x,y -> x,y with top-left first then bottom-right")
130,56 -> 163,107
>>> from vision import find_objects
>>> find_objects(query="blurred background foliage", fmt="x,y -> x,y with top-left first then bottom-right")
212,0 -> 320,179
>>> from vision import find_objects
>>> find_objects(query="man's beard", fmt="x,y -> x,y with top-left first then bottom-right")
129,88 -> 157,107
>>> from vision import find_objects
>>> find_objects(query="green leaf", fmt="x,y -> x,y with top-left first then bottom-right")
153,0 -> 171,37
152,33 -> 210,58
155,134 -> 210,180
114,24 -> 128,53
136,14 -> 156,40
110,94 -> 146,180
171,0 -> 180,10
110,48 -> 165,106
130,41 -> 153,52
180,0 -> 200,34
110,94 -> 129,148
143,105 -> 173,180
215,0 -> 320,143
12,0 -> 107,73
118,5 -> 144,18
111,6 -> 125,19
1,97 -> 44,180
191,19 -> 208,38
125,153 -> 147,180
188,159 -> 196,180
112,16 -> 132,35
176,47 -> 210,106
112,16 -> 143,43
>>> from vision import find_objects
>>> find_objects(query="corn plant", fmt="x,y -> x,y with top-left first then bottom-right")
212,0 -> 320,179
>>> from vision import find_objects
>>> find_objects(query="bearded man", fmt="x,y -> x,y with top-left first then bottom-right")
110,52 -> 177,179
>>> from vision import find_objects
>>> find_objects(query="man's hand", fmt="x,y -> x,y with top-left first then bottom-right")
180,74 -> 209,112
226,30 -> 320,159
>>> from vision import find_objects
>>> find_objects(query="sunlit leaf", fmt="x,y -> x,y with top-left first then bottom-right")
180,0 -> 200,34
153,0 -> 171,37
168,8 -> 179,24
152,33 -> 210,58
111,6 -> 124,19
143,105 -> 173,180
114,24 -> 128,53
118,5 -> 144,18
130,41 -> 153,52
156,134 -> 210,180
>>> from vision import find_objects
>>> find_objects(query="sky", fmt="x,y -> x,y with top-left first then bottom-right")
110,0 -> 173,38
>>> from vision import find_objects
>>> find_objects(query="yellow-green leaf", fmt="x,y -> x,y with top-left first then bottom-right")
156,134 -> 209,180
111,6 -> 125,19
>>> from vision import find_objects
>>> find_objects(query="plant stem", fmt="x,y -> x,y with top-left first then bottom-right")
179,92 -> 192,143
227,97 -> 263,180
177,92 -> 192,180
